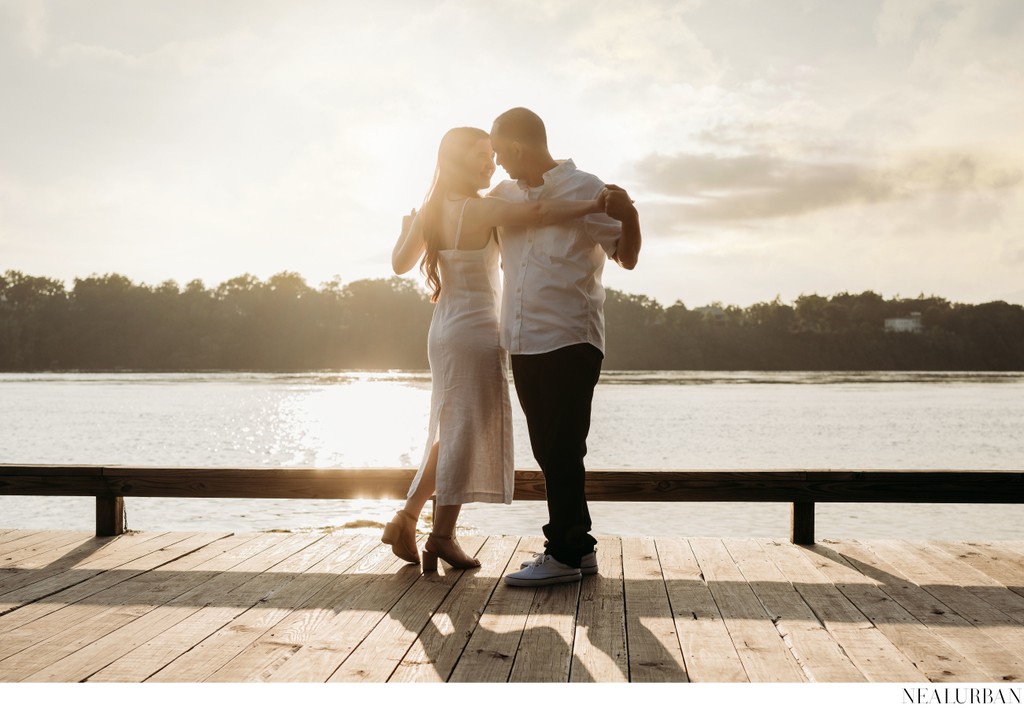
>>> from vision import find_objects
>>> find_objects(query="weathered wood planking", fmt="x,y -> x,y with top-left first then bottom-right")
723,538 -> 865,681
570,537 -> 628,683
139,534 -> 381,682
0,532 -> 229,635
689,538 -> 806,682
0,533 -> 275,679
446,537 -> 543,683
23,533 -> 333,682
656,538 -> 747,682
818,540 -> 995,682
0,531 -> 179,606
328,536 -> 488,682
622,537 -> 687,681
1,530 -> 1023,683
857,540 -> 1024,682
759,540 -> 927,682
389,535 -> 520,683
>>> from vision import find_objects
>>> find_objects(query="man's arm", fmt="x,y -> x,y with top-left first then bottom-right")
604,184 -> 640,270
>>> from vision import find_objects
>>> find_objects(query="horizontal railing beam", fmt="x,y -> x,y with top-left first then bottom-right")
4,465 -> 1023,543
2,466 -> 1022,503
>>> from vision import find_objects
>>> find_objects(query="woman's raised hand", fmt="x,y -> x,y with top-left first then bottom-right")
393,208 -> 424,275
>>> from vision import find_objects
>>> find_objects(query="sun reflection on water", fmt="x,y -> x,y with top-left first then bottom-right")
278,378 -> 431,468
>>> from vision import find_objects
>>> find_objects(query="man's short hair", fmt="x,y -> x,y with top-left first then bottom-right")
492,107 -> 547,148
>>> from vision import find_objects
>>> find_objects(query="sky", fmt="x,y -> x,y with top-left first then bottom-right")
1,0 -> 1023,308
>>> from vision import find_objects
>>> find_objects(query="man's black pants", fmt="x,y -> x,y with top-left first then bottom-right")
510,343 -> 602,568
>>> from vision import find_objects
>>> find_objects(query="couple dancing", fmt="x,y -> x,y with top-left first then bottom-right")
385,107 -> 641,587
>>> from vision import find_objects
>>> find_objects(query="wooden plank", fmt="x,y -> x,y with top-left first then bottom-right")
909,543 -> 1024,624
570,536 -> 628,683
328,536 -> 488,682
621,536 -> 687,682
688,537 -> 805,682
257,552 -> 425,682
139,534 -> 380,683
0,531 -> 98,570
656,537 -> 746,682
723,538 -> 864,682
0,534 -> 119,595
1007,541 -> 1024,557
0,529 -> 40,546
197,541 -> 419,682
0,533 -> 268,677
0,532 -> 225,630
936,541 -> 1024,600
861,540 -> 1024,682
389,536 -> 520,683
22,532 -> 331,682
820,540 -> 995,682
0,530 -> 72,561
2,531 -> 1022,684
761,540 -> 927,682
447,537 -> 542,683
508,557 -> 581,682
88,533 -> 368,682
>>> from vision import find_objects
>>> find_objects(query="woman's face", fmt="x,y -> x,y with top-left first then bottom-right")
461,137 -> 496,190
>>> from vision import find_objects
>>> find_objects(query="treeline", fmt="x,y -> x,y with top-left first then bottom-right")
2,270 -> 1023,371
603,291 -> 1024,370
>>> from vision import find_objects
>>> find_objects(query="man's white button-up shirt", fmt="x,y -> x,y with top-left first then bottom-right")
489,159 -> 622,356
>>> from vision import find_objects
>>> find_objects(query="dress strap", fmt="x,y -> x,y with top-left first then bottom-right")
453,198 -> 470,250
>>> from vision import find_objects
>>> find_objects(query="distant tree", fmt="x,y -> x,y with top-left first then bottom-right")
1,270 -> 1022,371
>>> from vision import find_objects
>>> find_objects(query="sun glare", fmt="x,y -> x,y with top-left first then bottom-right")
278,377 -> 431,468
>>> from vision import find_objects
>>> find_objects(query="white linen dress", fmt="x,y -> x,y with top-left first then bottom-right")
408,199 -> 515,506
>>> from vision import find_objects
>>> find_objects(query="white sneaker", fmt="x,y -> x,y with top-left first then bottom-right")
520,551 -> 598,576
505,554 -> 582,587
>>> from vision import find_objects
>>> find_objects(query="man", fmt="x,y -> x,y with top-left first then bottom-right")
491,107 -> 641,587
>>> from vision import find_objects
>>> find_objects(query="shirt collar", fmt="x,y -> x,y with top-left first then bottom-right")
517,158 -> 576,191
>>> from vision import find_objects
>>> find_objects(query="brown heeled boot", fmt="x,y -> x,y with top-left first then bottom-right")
422,533 -> 480,572
381,510 -> 420,564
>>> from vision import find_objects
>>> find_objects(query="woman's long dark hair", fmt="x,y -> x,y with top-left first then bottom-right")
419,127 -> 490,303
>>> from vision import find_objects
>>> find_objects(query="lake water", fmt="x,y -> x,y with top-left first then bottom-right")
2,371 -> 1023,540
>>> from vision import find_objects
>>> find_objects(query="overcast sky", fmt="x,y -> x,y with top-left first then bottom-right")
2,0 -> 1022,307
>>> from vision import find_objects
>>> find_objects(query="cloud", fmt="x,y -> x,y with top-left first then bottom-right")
631,150 -> 1023,225
558,0 -> 721,86
875,0 -> 940,46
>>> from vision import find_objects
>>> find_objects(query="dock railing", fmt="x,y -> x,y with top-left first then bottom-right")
3,465 -> 1023,543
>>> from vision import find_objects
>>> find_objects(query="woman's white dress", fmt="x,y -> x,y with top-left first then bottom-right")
408,199 -> 514,506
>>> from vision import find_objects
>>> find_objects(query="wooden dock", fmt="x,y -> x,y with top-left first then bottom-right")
1,528 -> 1023,683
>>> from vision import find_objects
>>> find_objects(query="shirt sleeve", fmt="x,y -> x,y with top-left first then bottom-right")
582,184 -> 622,258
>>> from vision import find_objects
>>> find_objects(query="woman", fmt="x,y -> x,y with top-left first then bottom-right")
386,126 -> 605,571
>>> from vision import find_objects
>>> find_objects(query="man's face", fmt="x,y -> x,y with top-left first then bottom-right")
490,133 -> 522,180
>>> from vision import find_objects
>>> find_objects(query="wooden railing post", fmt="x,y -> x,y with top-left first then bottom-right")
790,502 -> 815,544
96,496 -> 124,536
